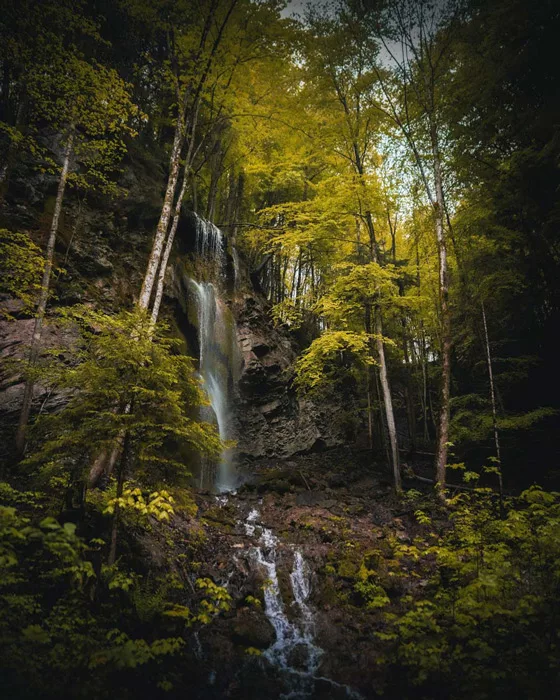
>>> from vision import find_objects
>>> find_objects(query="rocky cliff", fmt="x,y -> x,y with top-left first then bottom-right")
232,292 -> 358,462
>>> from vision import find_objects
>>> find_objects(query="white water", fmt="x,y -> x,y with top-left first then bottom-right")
190,214 -> 239,492
195,215 -> 226,277
243,509 -> 362,699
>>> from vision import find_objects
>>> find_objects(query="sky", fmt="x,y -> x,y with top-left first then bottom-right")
281,0 -> 308,18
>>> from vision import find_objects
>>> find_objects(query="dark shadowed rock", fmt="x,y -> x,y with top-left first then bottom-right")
232,608 -> 276,648
233,293 -> 358,460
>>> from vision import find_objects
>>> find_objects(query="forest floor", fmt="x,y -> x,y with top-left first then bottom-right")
139,447 -> 445,699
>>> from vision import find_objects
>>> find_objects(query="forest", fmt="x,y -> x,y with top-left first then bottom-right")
0,0 -> 559,698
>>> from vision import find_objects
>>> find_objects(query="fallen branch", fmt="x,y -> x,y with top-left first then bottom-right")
299,470 -> 311,491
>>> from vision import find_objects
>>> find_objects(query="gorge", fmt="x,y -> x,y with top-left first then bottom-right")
1,0 -> 559,698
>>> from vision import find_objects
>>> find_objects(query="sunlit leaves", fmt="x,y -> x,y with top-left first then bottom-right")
294,330 -> 376,390
0,230 -> 44,319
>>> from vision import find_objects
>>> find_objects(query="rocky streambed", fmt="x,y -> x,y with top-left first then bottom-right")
137,449 -> 434,700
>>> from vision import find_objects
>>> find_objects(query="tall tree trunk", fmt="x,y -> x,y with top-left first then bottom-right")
374,310 -> 401,492
138,100 -> 187,310
16,130 -> 74,454
138,0 -> 235,308
108,431 -> 129,566
431,122 -> 451,495
481,301 -> 503,504
363,210 -> 400,491
403,338 -> 417,454
365,301 -> 401,491
151,167 -> 190,324
420,335 -> 430,442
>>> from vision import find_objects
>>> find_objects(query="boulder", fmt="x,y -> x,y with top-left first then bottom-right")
231,608 -> 276,649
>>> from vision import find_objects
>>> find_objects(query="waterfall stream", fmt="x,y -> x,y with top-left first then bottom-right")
188,216 -> 360,696
189,214 -> 239,492
244,508 -> 362,699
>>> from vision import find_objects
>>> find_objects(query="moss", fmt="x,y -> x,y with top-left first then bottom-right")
203,505 -> 236,527
337,556 -> 360,578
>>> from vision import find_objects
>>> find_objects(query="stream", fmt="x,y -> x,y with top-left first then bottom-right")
242,505 -> 362,699
188,215 -> 361,697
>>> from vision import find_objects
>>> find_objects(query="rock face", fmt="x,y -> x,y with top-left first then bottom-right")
0,308 -> 78,434
232,293 -> 357,460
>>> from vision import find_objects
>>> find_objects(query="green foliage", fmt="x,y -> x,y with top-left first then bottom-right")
294,330 -> 375,391
0,230 -> 44,318
104,487 -> 175,522
0,482 -> 233,698
451,402 -> 557,446
193,577 -> 232,623
25,305 -> 222,488
376,486 -> 560,695
89,630 -> 184,670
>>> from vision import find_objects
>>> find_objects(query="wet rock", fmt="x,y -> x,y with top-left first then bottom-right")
0,316 -> 78,422
286,642 -> 311,670
232,608 -> 276,649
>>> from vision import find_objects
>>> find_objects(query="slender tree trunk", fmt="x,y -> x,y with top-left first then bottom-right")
151,167 -> 191,324
362,209 -> 400,490
375,310 -> 401,492
392,220 -> 416,455
365,301 -> 400,491
139,0 -> 235,308
431,122 -> 451,495
403,338 -> 417,454
420,337 -> 430,441
16,130 -> 74,454
138,100 -> 186,310
375,362 -> 391,467
481,301 -> 504,504
108,431 -> 129,566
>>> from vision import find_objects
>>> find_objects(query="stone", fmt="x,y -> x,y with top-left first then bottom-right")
232,293 -> 358,460
231,608 -> 276,649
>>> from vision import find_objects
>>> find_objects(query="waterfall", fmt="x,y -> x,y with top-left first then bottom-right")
189,214 -> 239,492
244,509 -> 362,699
195,215 -> 226,276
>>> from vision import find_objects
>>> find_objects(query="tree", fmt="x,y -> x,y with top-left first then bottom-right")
25,306 -> 221,560
364,0 -> 466,492
132,0 -> 240,311
15,48 -> 138,454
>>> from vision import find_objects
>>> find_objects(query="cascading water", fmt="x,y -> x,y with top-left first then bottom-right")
189,214 -> 240,492
244,509 -> 362,699
195,215 -> 226,273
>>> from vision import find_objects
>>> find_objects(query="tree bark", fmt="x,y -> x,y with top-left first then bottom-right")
431,121 -> 451,495
150,165 -> 191,324
375,310 -> 401,492
481,301 -> 503,504
16,130 -> 74,454
108,430 -> 129,567
138,99 -> 187,310
362,209 -> 400,491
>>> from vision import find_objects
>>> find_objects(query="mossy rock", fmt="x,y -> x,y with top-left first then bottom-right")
203,505 -> 237,527
337,556 -> 360,578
